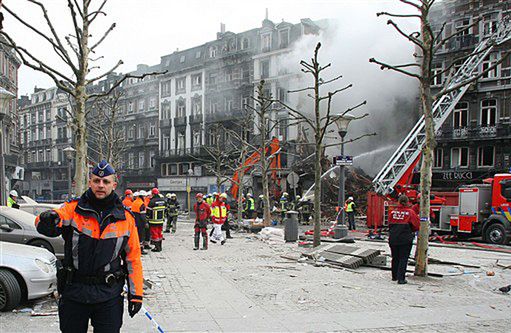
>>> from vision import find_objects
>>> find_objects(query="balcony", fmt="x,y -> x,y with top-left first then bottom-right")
174,116 -> 187,126
160,119 -> 171,128
189,114 -> 203,124
56,137 -> 71,144
205,110 -> 236,123
159,148 -> 192,158
437,123 -> 510,141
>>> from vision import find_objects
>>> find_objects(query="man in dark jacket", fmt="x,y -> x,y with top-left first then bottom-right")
388,195 -> 420,284
146,188 -> 166,252
35,160 -> 143,333
164,193 -> 180,233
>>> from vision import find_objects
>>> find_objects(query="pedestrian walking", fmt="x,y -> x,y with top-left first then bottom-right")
122,189 -> 134,209
244,193 -> 255,219
257,194 -> 265,218
164,193 -> 180,233
211,193 -> 228,245
7,190 -> 20,209
131,192 -> 148,255
34,160 -> 143,333
193,193 -> 211,250
345,196 -> 357,230
388,195 -> 420,285
146,188 -> 166,252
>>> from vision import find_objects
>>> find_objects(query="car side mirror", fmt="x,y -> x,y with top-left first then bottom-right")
0,225 -> 13,232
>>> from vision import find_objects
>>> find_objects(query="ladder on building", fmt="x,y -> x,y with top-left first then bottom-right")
373,15 -> 511,196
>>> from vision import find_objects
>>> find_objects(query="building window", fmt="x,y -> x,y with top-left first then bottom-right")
162,135 -> 170,151
225,98 -> 233,112
138,125 -> 145,139
482,12 -> 498,37
209,46 -> 217,58
195,50 -> 201,59
261,34 -> 271,52
432,63 -> 443,86
162,102 -> 171,120
241,37 -> 249,50
453,102 -> 468,128
277,87 -> 288,102
433,148 -> 443,168
481,99 -> 497,126
209,129 -> 217,145
177,100 -> 186,118
139,152 -> 145,168
128,102 -> 134,114
128,153 -> 134,169
481,52 -> 499,79
192,97 -> 202,115
128,126 -> 135,140
170,164 -> 177,175
161,163 -> 167,176
209,100 -> 217,114
161,80 -> 171,97
177,132 -> 185,150
477,146 -> 494,167
192,74 -> 202,89
180,55 -> 186,63
45,149 -> 51,162
242,97 -> 249,110
149,123 -> 156,137
279,29 -> 290,48
149,97 -> 156,109
451,147 -> 469,168
261,60 -> 270,79
176,77 -> 186,94
138,99 -> 145,111
149,151 -> 155,168
193,129 -> 201,147
225,70 -> 233,82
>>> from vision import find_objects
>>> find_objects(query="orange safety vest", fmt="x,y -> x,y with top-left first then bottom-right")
123,196 -> 133,209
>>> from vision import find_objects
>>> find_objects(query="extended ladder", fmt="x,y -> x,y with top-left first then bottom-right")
373,15 -> 511,196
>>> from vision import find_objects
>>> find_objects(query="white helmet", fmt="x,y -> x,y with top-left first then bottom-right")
348,196 -> 354,201
170,193 -> 177,198
139,190 -> 147,196
259,194 -> 264,198
9,190 -> 18,197
134,191 -> 140,197
247,193 -> 252,197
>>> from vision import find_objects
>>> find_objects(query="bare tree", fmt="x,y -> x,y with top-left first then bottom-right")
370,0 -> 510,276
277,43 -> 369,247
0,1 -> 162,194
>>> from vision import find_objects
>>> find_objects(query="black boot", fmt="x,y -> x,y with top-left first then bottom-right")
201,232 -> 208,250
194,233 -> 200,250
152,240 -> 162,252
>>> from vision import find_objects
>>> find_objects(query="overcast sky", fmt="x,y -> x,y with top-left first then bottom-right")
5,0 -> 418,96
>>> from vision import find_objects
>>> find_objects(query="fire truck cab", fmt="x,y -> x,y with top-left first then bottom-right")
448,173 -> 511,244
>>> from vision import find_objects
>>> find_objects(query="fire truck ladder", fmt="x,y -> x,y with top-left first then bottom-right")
373,17 -> 511,196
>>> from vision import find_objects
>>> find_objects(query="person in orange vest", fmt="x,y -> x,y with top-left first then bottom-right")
143,190 -> 151,208
122,189 -> 134,209
34,160 -> 143,332
131,192 -> 148,255
210,193 -> 228,245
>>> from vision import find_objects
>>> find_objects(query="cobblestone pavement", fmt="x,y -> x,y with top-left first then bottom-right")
1,218 -> 510,332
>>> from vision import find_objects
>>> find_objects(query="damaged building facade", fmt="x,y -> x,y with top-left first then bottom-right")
430,0 -> 511,191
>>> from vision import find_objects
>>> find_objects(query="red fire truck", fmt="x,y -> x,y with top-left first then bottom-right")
366,17 -> 511,244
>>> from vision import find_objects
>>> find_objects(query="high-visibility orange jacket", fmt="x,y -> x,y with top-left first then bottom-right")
35,190 -> 143,304
122,196 -> 133,209
144,196 -> 150,207
131,197 -> 146,228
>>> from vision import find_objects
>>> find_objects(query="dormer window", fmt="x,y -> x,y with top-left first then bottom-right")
209,46 -> 217,58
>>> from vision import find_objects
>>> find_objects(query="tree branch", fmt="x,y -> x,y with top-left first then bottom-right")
387,19 -> 424,50
323,132 -> 377,148
90,23 -> 116,52
369,57 -> 422,79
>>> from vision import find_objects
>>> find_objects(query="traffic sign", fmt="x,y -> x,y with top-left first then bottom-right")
334,155 -> 353,166
287,172 -> 300,188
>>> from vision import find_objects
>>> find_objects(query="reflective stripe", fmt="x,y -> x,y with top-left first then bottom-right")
102,231 -> 118,239
124,242 -> 136,294
72,230 -> 80,269
81,227 -> 94,237
105,237 -> 125,272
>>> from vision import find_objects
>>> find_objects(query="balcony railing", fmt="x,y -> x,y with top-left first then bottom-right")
438,123 -> 510,140
160,119 -> 171,127
174,116 -> 187,126
189,114 -> 203,123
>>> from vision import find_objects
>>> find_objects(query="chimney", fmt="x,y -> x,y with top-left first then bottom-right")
220,23 -> 225,33
265,8 -> 268,20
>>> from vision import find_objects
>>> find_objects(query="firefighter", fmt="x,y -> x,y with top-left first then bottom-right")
131,192 -> 148,255
193,193 -> 211,250
146,188 -> 166,252
301,198 -> 313,225
138,190 -> 151,250
211,193 -> 228,245
257,194 -> 265,218
122,189 -> 134,209
7,190 -> 20,209
245,193 -> 255,219
279,192 -> 289,223
388,195 -> 420,284
165,193 -> 180,233
206,192 -> 216,206
345,196 -> 357,230
34,160 -> 143,332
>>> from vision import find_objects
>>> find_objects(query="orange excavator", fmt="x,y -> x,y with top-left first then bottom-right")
230,137 -> 282,199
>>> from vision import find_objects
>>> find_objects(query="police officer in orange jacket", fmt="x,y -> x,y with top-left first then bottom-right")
388,195 -> 420,285
35,160 -> 143,333
122,189 -> 134,209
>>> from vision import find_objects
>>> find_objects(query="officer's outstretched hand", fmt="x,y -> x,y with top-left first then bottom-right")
128,301 -> 142,317
40,210 -> 59,225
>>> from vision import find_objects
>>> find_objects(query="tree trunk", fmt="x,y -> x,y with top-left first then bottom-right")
312,142 -> 322,247
237,147 -> 246,224
415,7 -> 435,277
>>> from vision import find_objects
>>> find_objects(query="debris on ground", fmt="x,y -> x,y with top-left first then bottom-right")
256,227 -> 285,245
498,285 -> 511,293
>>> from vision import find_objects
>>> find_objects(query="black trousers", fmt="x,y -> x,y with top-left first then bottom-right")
58,296 -> 123,333
390,243 -> 412,282
347,212 -> 356,230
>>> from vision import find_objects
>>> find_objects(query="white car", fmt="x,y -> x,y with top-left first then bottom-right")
0,241 -> 57,311
18,196 -> 61,217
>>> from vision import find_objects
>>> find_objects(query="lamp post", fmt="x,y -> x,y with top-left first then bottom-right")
186,167 -> 194,219
332,113 -> 356,228
63,146 -> 76,199
0,88 -> 16,206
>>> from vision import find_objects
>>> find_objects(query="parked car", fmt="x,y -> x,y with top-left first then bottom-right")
18,196 -> 61,217
0,206 -> 64,258
0,241 -> 57,311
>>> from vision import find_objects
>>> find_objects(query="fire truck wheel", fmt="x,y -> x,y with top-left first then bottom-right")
485,223 -> 506,245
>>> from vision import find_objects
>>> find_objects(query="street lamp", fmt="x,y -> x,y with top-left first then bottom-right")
0,88 -> 16,206
332,113 -> 356,227
186,167 -> 194,219
63,146 -> 76,199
